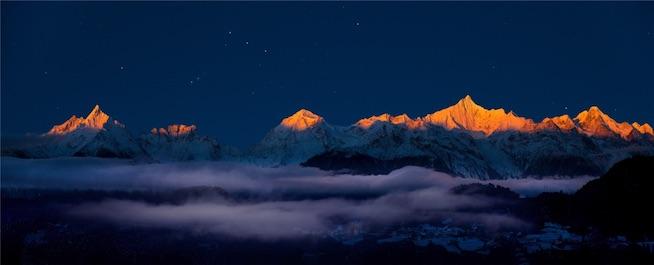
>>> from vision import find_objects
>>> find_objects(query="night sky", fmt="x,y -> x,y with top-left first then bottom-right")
2,2 -> 653,147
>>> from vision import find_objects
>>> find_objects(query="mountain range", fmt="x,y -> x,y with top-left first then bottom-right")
3,96 -> 653,179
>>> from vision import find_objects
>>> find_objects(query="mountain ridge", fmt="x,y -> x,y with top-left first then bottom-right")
4,96 -> 653,179
266,96 -> 652,140
40,96 -> 654,140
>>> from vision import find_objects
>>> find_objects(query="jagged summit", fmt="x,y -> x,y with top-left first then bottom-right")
44,99 -> 653,141
537,115 -> 575,132
7,101 -> 654,178
346,96 -> 652,139
633,122 -> 654,135
142,124 -> 220,161
32,105 -> 143,158
458,94 -> 482,110
356,113 -> 423,129
574,106 -> 635,138
279,109 -> 325,131
47,104 -> 112,135
89,104 -> 102,114
150,124 -> 197,137
84,104 -> 110,129
423,95 -> 535,135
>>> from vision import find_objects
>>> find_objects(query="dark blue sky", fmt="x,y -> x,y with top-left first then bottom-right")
2,2 -> 653,147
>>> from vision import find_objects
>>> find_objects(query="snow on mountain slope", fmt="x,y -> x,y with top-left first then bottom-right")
12,105 -> 144,158
298,96 -> 654,178
347,115 -> 427,159
73,120 -> 144,158
249,109 -> 345,165
140,124 -> 221,161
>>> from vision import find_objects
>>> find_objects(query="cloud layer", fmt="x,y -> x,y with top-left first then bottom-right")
2,157 -> 595,239
2,157 -> 594,196
69,187 -> 524,240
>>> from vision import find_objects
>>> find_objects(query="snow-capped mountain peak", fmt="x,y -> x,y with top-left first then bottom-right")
46,115 -> 85,135
632,122 -> 654,135
574,106 -> 634,138
250,109 -> 340,165
30,105 -> 143,158
537,115 -> 575,132
423,95 -> 535,135
46,105 -> 112,135
459,94 -> 481,109
85,104 -> 110,128
142,124 -> 220,161
7,98 -> 653,179
279,109 -> 325,131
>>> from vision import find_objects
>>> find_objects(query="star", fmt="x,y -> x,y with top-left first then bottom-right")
564,106 -> 568,110
245,41 -> 249,45
228,31 -> 232,35
120,66 -> 125,70
44,71 -> 48,75
355,21 -> 360,26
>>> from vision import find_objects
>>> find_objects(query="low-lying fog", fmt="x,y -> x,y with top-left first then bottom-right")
2,157 -> 596,240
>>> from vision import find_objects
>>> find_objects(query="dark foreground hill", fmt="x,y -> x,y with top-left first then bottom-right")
536,156 -> 654,239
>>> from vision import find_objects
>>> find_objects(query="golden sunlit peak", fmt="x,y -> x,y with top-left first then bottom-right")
46,105 -> 113,135
575,105 -> 608,121
90,104 -> 102,113
573,105 -> 641,139
632,122 -> 654,135
457,94 -> 480,107
87,104 -> 106,118
538,115 -> 575,131
83,104 -> 110,129
280,108 -> 324,131
423,94 -> 536,135
588,105 -> 603,113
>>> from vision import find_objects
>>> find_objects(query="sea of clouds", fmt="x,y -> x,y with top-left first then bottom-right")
2,157 -> 596,239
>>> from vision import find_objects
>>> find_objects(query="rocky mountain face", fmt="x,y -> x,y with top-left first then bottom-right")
248,109 -> 345,165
